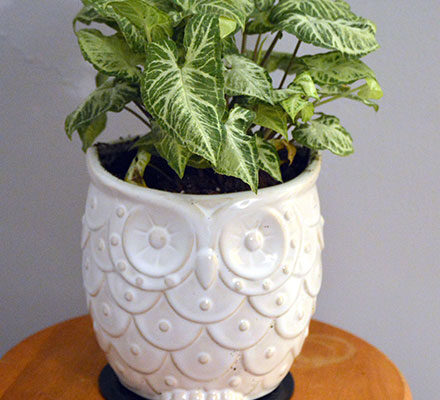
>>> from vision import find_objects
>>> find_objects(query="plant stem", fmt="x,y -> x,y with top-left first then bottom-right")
124,106 -> 151,128
253,34 -> 262,61
278,40 -> 302,89
241,32 -> 248,54
260,31 -> 282,67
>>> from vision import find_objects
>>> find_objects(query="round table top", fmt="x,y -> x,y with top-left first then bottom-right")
0,316 -> 411,400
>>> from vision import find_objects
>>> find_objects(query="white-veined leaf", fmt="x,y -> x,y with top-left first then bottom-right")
82,0 -> 149,52
254,0 -> 275,11
292,114 -> 354,156
151,124 -> 192,178
224,54 -> 274,103
254,104 -> 288,138
215,106 -> 259,192
78,113 -> 108,152
246,10 -> 275,34
141,15 -> 226,165
219,17 -> 237,38
281,95 -> 311,122
358,77 -> 383,100
73,5 -> 117,32
256,136 -> 282,182
107,0 -> 173,42
294,51 -> 378,87
77,29 -> 144,82
270,0 -> 379,56
293,72 -> 319,99
65,80 -> 139,140
174,0 -> 254,28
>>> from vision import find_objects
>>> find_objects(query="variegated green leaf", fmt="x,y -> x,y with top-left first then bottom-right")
141,15 -> 225,165
222,36 -> 240,55
246,10 -> 274,34
281,94 -> 311,122
256,136 -> 282,182
78,113 -> 108,152
174,0 -> 254,28
292,114 -> 354,156
152,125 -> 192,178
358,77 -> 383,100
73,5 -> 117,32
107,0 -> 173,42
224,54 -> 274,104
215,106 -> 259,192
254,104 -> 288,138
293,72 -> 319,99
270,0 -> 379,56
219,17 -> 237,38
254,0 -> 275,11
125,148 -> 151,187
318,84 -> 380,110
83,0 -> 149,52
77,29 -> 144,82
65,80 -> 138,141
294,51 -> 377,86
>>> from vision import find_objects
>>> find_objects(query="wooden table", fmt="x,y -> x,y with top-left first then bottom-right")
0,316 -> 411,400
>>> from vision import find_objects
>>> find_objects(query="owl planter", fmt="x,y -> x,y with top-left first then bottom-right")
82,148 -> 324,400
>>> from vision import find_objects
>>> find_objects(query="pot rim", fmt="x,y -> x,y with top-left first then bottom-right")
86,146 -> 321,201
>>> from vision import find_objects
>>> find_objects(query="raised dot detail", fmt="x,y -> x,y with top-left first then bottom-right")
164,376 -> 177,387
110,235 -> 120,247
239,320 -> 250,332
265,347 -> 275,359
282,265 -> 290,275
276,294 -> 285,306
190,391 -> 204,400
244,230 -> 264,252
98,239 -> 105,252
262,280 -> 272,291
149,229 -> 167,250
198,353 -> 211,365
304,243 -> 312,254
117,261 -> 127,272
290,239 -> 296,249
124,291 -> 133,302
130,344 -> 140,356
164,275 -> 178,288
233,280 -> 243,291
199,299 -> 212,311
159,320 -> 170,332
116,206 -> 125,218
229,377 -> 242,388
101,303 -> 110,317
284,210 -> 293,221
135,277 -> 144,287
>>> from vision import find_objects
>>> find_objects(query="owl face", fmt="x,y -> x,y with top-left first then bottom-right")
82,149 -> 324,400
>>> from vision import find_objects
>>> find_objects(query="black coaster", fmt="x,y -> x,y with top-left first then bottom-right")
99,364 -> 294,400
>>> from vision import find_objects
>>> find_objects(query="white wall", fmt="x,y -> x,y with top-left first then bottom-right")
1,1 -> 439,398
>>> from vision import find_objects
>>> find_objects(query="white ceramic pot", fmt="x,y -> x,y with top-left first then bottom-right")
82,147 -> 324,400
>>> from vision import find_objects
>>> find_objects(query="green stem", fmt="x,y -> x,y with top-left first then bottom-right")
241,32 -> 248,54
278,40 -> 302,89
260,31 -> 282,67
253,34 -> 262,62
124,106 -> 151,128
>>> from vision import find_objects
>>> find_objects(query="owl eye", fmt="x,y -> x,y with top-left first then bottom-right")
122,204 -> 194,278
219,208 -> 287,281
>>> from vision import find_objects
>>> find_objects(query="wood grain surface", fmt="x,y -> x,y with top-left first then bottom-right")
0,316 -> 411,400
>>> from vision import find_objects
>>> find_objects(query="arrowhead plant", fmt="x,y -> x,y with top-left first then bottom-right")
66,0 -> 383,193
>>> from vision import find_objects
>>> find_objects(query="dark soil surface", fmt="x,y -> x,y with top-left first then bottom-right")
97,139 -> 311,194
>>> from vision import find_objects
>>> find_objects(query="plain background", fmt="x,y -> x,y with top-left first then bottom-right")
1,1 -> 439,398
